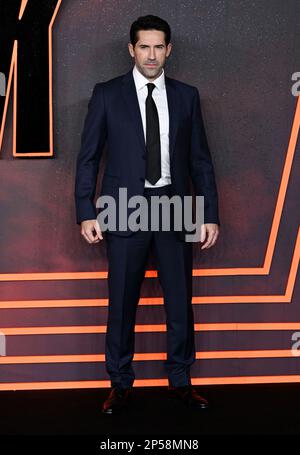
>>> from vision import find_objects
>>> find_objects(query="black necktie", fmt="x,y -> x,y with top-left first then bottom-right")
145,83 -> 161,185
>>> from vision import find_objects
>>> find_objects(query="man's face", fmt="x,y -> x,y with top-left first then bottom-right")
128,29 -> 172,80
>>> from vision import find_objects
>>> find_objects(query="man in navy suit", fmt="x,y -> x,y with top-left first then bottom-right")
75,15 -> 220,414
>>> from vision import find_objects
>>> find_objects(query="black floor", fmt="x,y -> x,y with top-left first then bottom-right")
0,383 -> 300,436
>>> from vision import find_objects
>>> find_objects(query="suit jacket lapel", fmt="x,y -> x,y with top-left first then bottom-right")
121,69 -> 180,162
165,75 -> 179,163
121,70 -> 146,152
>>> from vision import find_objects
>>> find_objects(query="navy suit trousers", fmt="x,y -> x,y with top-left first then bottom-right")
104,184 -> 196,388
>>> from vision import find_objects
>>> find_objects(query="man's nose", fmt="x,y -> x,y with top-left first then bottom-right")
148,48 -> 156,59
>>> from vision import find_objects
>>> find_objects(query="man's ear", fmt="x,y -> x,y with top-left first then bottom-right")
166,42 -> 172,57
128,42 -> 135,58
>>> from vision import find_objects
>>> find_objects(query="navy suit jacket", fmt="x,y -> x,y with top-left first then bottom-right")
75,68 -> 220,236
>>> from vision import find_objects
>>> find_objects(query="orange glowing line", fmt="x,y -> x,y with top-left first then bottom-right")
3,0 -> 62,157
48,0 -> 62,157
1,376 -> 300,391
0,350 -> 296,365
0,225 -> 299,306
0,271 -> 109,282
1,322 -> 300,335
262,95 -> 300,273
13,0 -> 62,156
0,41 -> 17,152
0,298 -> 109,308
13,41 -> 17,155
18,0 -> 28,20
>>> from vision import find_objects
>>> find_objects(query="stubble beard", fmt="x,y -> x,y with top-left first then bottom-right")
137,62 -> 164,81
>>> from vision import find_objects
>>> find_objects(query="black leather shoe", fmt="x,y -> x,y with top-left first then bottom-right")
102,386 -> 132,414
168,385 -> 209,409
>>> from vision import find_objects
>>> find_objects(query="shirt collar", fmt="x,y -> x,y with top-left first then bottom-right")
132,64 -> 165,92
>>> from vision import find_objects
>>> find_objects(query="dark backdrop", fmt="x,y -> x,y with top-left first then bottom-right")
0,0 -> 299,389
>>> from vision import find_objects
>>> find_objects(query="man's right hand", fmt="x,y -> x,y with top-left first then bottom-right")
80,219 -> 103,244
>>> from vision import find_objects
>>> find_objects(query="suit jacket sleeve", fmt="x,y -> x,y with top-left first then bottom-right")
189,87 -> 220,226
74,83 -> 107,225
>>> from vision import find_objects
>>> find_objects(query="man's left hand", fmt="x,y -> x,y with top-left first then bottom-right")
200,223 -> 219,249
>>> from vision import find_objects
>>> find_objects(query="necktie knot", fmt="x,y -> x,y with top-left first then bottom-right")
147,83 -> 155,95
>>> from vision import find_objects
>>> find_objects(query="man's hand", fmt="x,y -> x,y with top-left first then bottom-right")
80,219 -> 103,244
200,223 -> 219,249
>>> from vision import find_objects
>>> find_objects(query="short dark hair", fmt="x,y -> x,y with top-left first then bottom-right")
130,15 -> 171,47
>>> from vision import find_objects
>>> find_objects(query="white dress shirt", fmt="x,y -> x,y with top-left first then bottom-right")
132,64 -> 171,188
